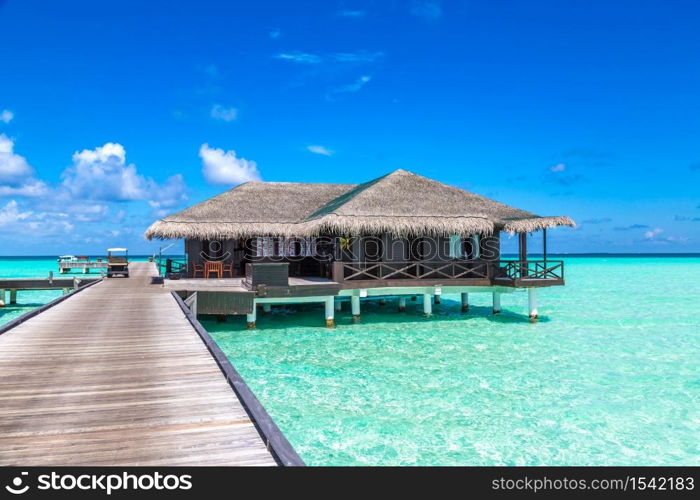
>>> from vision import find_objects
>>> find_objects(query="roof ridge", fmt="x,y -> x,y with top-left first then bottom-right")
303,171 -> 395,220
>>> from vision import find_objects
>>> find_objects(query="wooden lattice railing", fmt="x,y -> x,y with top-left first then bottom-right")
332,260 -> 564,283
332,260 -> 491,282
496,260 -> 564,280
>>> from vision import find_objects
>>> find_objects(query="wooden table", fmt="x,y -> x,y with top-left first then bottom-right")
204,261 -> 223,278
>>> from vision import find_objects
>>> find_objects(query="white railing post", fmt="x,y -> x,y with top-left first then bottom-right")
184,292 -> 198,318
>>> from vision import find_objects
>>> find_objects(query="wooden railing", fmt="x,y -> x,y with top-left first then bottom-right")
332,260 -> 565,284
496,260 -> 564,280
156,257 -> 187,277
332,260 -> 491,282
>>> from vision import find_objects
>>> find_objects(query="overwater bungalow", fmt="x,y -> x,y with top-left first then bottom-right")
145,169 -> 574,326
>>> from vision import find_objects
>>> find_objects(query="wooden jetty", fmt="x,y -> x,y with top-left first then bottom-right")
0,276 -> 99,306
0,262 -> 299,466
59,261 -> 108,274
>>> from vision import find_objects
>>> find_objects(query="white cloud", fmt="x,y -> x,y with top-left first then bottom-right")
644,227 -> 663,239
307,145 -> 334,156
641,227 -> 689,244
210,104 -> 238,122
0,134 -> 47,197
1,109 -> 13,124
61,143 -> 188,210
62,143 -> 148,201
269,29 -> 282,39
0,199 -> 75,236
0,178 -> 49,197
200,144 -> 261,185
550,163 -> 566,172
411,0 -> 442,20
0,134 -> 34,182
0,200 -> 31,226
328,75 -> 372,98
275,52 -> 323,64
66,203 -> 109,222
275,51 -> 383,65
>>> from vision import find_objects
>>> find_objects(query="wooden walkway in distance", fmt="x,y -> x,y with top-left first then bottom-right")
0,262 -> 277,466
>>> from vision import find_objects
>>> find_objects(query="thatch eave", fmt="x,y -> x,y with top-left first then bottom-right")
501,216 -> 576,234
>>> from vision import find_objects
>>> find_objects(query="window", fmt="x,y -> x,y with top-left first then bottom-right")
255,237 -> 316,257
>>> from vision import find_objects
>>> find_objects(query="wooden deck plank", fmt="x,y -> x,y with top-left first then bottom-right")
0,262 -> 277,466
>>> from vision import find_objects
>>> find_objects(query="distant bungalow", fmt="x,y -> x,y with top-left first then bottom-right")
145,169 -> 574,327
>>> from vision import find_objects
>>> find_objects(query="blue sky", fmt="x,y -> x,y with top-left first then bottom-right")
1,0 -> 699,255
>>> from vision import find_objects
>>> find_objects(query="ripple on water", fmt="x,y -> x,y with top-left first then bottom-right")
203,257 -> 700,465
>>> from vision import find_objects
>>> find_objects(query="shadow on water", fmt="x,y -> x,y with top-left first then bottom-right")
0,303 -> 49,324
201,297 -> 549,332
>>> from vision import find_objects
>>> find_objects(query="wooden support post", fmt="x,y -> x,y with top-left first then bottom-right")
543,227 -> 547,263
528,288 -> 538,321
492,292 -> 501,314
73,277 -> 79,291
324,296 -> 335,328
461,292 -> 469,312
398,297 -> 406,312
334,300 -> 342,311
83,266 -> 88,274
434,295 -> 441,305
519,232 -> 528,277
423,293 -> 432,317
9,289 -> 17,305
351,295 -> 360,322
262,303 -> 272,313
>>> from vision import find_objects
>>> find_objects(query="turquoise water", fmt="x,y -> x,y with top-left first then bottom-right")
204,256 -> 700,465
0,257 -> 63,325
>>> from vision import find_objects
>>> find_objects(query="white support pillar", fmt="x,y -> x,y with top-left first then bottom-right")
351,295 -> 361,323
262,303 -> 272,314
492,292 -> 501,314
461,292 -> 469,312
0,289 -> 5,307
334,300 -> 342,311
10,289 -> 17,305
528,288 -> 538,320
62,288 -> 70,296
398,297 -> 407,312
246,302 -> 257,329
325,296 -> 335,328
423,293 -> 432,317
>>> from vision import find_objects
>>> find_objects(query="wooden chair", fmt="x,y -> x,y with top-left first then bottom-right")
222,262 -> 234,278
192,262 -> 204,278
204,260 -> 223,278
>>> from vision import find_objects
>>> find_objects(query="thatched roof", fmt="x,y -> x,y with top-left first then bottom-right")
145,169 -> 574,240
